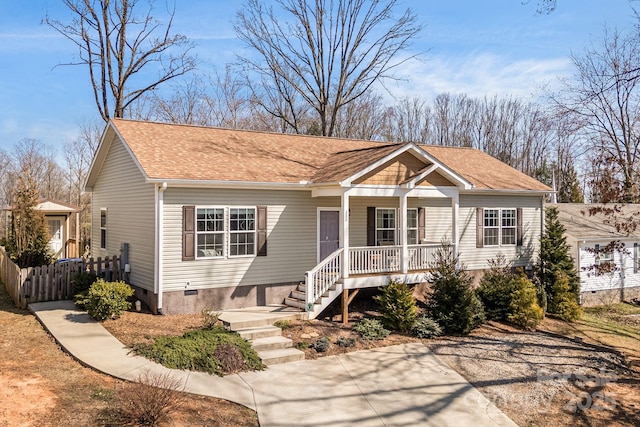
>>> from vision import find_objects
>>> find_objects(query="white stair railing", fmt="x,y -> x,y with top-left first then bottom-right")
305,248 -> 343,311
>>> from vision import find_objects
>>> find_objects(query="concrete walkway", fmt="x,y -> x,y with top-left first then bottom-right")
30,300 -> 517,427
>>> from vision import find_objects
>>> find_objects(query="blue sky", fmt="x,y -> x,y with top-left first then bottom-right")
0,0 -> 637,157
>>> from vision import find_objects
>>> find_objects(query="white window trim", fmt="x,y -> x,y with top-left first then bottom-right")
228,206 -> 257,258
483,208 -> 517,247
195,206 -> 226,259
100,208 -> 107,250
376,207 -> 397,246
407,208 -> 418,245
194,206 -> 258,259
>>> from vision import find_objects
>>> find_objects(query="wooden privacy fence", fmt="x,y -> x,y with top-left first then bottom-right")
0,246 -> 122,309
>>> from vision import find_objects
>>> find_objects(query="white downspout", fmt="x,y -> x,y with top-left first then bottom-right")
155,182 -> 168,314
341,191 -> 350,279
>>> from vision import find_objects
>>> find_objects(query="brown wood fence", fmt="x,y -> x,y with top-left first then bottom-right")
0,246 -> 122,309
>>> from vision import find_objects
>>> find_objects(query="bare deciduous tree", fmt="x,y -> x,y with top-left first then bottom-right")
235,0 -> 422,137
553,27 -> 640,203
45,0 -> 197,121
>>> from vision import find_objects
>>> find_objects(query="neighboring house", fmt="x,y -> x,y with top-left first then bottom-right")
555,203 -> 640,306
85,118 -> 550,316
3,198 -> 80,260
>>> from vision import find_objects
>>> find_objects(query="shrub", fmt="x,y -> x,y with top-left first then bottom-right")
477,256 -> 544,329
426,245 -> 485,334
507,275 -> 544,329
549,271 -> 583,322
201,308 -> 221,329
133,326 -> 264,376
78,279 -> 133,321
375,279 -> 417,332
353,318 -> 390,340
273,319 -> 292,330
411,316 -> 442,338
336,336 -> 355,347
100,371 -> 186,426
310,337 -> 330,353
71,271 -> 97,295
213,343 -> 247,374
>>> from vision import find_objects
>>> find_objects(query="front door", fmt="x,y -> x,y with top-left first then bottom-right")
47,217 -> 64,259
319,210 -> 340,261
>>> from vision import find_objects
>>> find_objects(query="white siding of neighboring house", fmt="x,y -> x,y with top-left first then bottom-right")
161,188 -> 340,291
577,241 -> 640,292
91,135 -> 156,291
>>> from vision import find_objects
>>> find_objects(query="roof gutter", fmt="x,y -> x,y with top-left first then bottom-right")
144,178 -> 309,190
459,188 -> 552,196
154,182 -> 168,314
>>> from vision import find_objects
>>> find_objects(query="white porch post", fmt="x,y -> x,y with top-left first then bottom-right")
451,192 -> 460,257
341,191 -> 350,279
400,191 -> 408,274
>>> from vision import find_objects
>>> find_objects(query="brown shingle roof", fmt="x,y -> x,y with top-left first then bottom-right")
109,118 -> 550,191
554,203 -> 640,240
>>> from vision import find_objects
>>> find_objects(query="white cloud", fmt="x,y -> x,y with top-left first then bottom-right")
387,52 -> 573,101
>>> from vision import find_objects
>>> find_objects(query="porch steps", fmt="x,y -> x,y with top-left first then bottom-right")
220,308 -> 305,366
284,282 -> 343,319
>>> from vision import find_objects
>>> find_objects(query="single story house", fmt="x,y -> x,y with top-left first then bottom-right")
554,203 -> 640,306
3,198 -> 80,259
85,118 -> 551,316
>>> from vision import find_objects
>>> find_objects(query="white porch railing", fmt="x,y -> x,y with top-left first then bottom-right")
349,246 -> 401,275
305,248 -> 343,310
349,243 -> 448,275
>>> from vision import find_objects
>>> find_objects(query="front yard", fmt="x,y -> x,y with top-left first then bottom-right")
103,298 -> 640,427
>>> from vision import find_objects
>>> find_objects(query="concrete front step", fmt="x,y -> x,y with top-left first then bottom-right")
236,325 -> 282,340
251,335 -> 294,352
284,297 -> 309,310
258,348 -> 305,366
220,308 -> 306,330
290,290 -> 305,300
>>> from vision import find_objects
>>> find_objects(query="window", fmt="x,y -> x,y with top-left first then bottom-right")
376,208 -> 396,245
483,209 -> 499,246
100,208 -> 107,249
501,209 -> 517,245
483,208 -> 517,247
229,208 -> 256,256
407,209 -> 418,244
595,244 -> 613,266
194,207 -> 257,258
196,208 -> 224,258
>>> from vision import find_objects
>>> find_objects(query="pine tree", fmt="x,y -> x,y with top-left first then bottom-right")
537,206 -> 580,308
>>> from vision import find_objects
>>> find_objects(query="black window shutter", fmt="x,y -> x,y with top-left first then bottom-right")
516,207 -> 523,247
634,243 -> 638,273
367,207 -> 376,246
257,206 -> 267,256
476,207 -> 484,248
595,244 -> 600,265
418,207 -> 426,243
182,206 -> 195,261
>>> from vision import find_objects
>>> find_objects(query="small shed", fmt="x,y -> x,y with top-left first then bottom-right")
3,198 -> 80,259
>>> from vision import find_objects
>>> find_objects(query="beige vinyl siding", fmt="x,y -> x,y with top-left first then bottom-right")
91,135 -> 155,290
161,189 -> 340,291
458,194 -> 543,270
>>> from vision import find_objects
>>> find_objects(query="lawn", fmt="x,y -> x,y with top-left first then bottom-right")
0,284 -> 258,426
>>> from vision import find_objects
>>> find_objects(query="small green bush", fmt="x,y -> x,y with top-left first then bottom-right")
548,271 -> 583,322
71,271 -> 98,295
78,279 -> 134,321
477,256 -> 544,329
273,320 -> 292,330
507,275 -> 544,329
426,245 -> 485,334
310,337 -> 330,353
336,336 -> 355,347
353,318 -> 390,340
133,326 -> 264,376
375,279 -> 417,332
411,316 -> 442,338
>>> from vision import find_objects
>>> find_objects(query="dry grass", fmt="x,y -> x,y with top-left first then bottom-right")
0,285 -> 257,427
